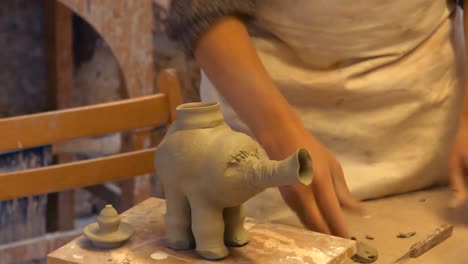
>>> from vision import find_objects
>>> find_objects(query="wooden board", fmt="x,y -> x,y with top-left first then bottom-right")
56,0 -> 156,215
0,229 -> 81,264
48,198 -> 357,264
0,95 -> 168,152
0,148 -> 155,201
44,0 -> 76,233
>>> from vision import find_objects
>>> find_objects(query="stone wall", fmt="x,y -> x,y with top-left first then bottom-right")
0,0 -> 202,225
0,4 -> 49,263
0,0 -> 201,128
0,0 -> 47,117
70,2 -> 202,217
72,2 -> 201,106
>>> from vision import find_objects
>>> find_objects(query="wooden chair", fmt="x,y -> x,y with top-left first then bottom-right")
0,69 -> 182,202
0,1 -> 187,263
43,0 -> 157,231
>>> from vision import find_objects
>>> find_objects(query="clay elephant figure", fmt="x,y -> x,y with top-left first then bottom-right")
155,102 -> 314,260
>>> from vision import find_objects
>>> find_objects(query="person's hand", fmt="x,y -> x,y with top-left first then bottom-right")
449,121 -> 468,208
192,17 -> 361,238
277,133 -> 362,238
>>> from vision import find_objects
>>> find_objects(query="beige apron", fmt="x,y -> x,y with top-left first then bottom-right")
200,1 -> 465,227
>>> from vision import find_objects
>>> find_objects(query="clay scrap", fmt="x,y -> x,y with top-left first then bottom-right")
351,241 -> 378,263
397,232 -> 416,238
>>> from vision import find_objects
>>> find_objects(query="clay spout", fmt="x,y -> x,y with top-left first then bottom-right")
248,149 -> 313,189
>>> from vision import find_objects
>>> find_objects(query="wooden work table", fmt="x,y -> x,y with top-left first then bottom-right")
48,197 -> 356,263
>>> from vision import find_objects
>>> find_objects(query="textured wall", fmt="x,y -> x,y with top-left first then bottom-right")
59,0 -> 154,97
0,0 -> 201,222
0,4 -> 49,261
0,147 -> 51,246
0,0 -> 47,117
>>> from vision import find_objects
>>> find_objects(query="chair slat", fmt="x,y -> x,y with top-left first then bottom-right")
0,94 -> 169,152
0,148 -> 156,201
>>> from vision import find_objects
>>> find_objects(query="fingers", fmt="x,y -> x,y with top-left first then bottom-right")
331,164 -> 363,214
279,185 -> 331,234
311,167 -> 350,238
449,147 -> 468,208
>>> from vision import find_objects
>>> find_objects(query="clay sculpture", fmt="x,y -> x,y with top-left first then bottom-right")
155,102 -> 314,260
83,204 -> 134,249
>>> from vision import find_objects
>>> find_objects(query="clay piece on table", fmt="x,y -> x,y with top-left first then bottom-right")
365,234 -> 374,240
155,102 -> 314,260
397,232 -> 416,238
351,241 -> 378,263
83,204 -> 134,249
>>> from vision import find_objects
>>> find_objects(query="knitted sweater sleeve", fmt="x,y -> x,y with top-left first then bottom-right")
166,0 -> 255,56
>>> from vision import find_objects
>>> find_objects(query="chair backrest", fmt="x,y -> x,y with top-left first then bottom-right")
0,69 -> 183,201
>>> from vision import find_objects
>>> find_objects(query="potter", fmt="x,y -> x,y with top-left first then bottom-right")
155,102 -> 313,260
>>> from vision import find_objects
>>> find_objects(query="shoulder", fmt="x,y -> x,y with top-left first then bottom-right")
166,0 -> 256,56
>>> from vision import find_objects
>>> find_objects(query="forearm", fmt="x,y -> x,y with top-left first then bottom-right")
462,1 -> 468,120
194,18 -> 308,159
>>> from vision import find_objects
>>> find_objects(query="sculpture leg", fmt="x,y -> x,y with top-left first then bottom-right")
224,205 -> 250,247
164,189 -> 195,250
189,197 -> 228,260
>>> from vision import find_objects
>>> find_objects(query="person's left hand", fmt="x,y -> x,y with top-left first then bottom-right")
449,120 -> 468,208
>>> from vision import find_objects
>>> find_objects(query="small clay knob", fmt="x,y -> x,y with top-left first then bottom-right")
97,204 -> 121,234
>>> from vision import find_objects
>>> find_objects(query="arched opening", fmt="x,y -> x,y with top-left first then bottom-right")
65,13 -> 126,220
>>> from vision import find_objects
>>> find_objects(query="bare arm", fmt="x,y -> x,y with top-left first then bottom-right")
461,0 -> 468,116
194,17 -> 361,238
195,18 -> 304,159
449,1 -> 468,207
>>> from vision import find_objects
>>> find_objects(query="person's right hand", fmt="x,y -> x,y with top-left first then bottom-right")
276,131 -> 362,238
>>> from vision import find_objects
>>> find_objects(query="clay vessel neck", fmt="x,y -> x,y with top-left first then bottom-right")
175,102 -> 224,130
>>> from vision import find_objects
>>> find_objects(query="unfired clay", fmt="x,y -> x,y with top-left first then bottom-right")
351,241 -> 378,263
155,102 -> 314,260
83,204 -> 134,249
397,232 -> 416,238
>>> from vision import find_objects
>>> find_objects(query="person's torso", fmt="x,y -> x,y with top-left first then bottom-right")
200,0 -> 464,202
254,0 -> 455,68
